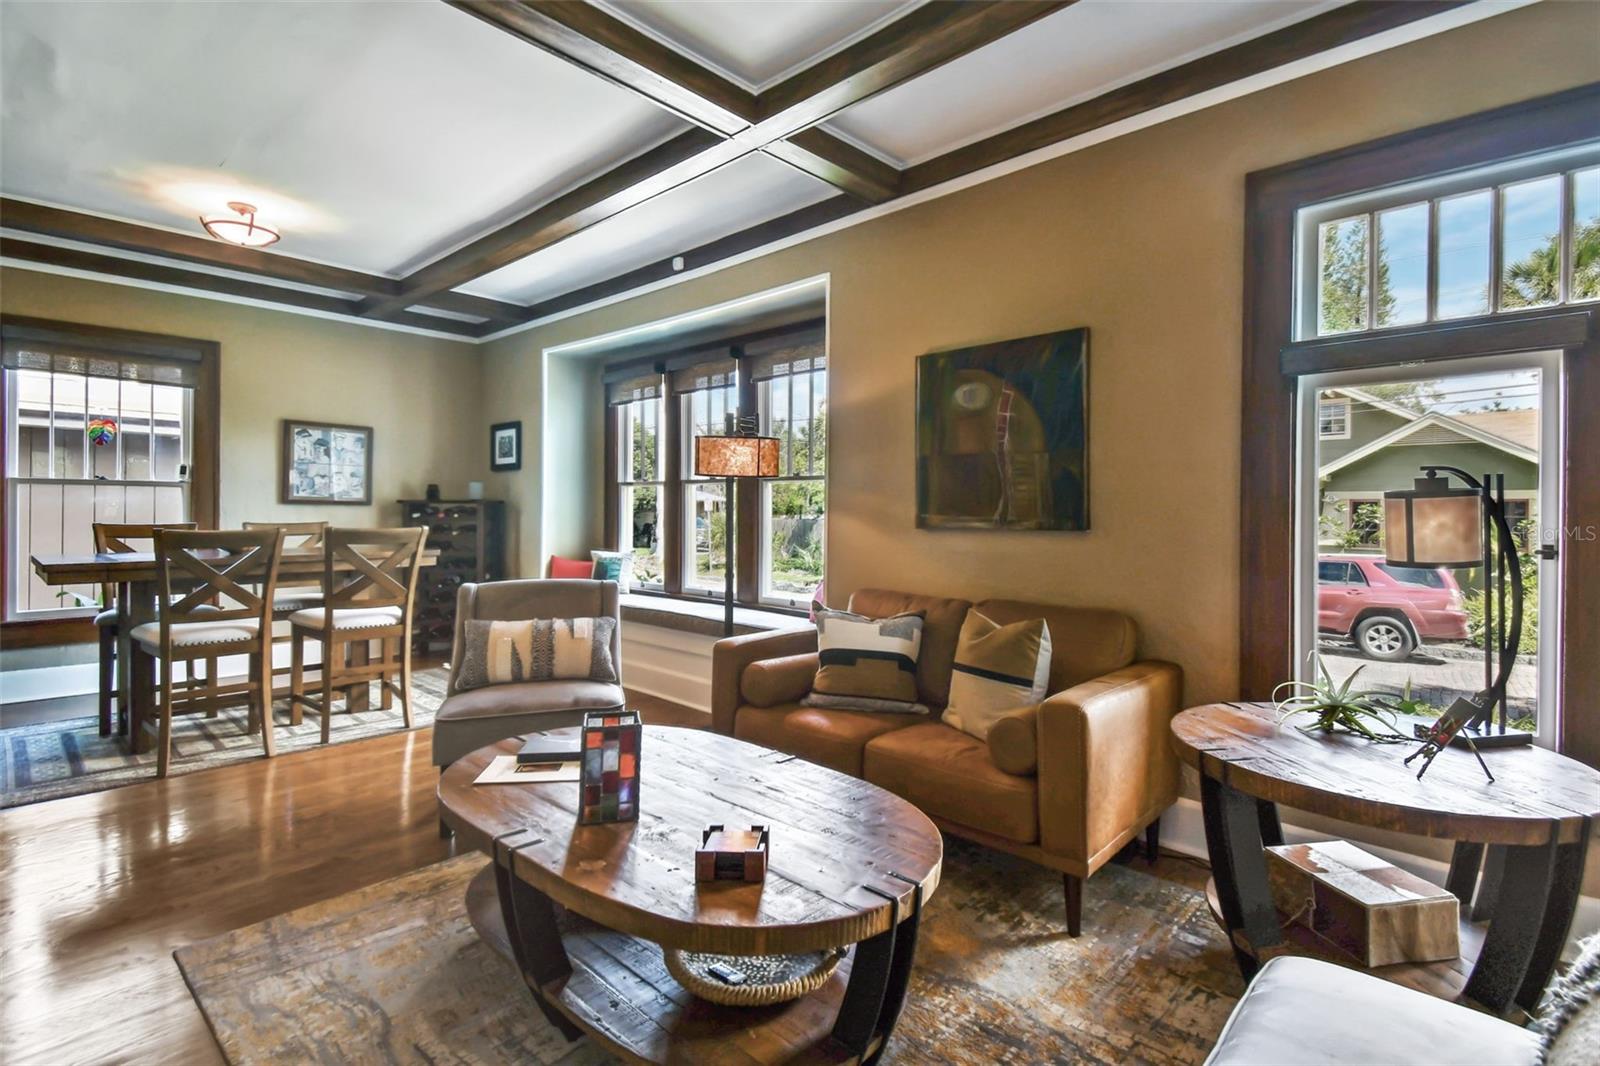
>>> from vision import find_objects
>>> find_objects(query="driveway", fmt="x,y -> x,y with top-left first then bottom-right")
1318,641 -> 1538,723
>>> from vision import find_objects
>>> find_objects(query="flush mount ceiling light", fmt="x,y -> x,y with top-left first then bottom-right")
199,201 -> 280,247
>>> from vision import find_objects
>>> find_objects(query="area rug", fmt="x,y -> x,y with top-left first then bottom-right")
1,667 -> 449,808
176,838 -> 1243,1065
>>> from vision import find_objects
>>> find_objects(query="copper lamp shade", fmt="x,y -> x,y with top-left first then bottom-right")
1384,475 -> 1484,568
694,434 -> 780,478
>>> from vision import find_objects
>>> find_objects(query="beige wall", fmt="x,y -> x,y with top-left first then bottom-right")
481,2 -> 1600,709
1,268 -> 485,529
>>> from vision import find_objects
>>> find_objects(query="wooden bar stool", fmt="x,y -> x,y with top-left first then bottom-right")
289,527 -> 424,743
130,527 -> 286,778
92,521 -> 197,737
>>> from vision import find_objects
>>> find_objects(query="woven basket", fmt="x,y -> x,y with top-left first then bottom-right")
664,946 -> 847,1007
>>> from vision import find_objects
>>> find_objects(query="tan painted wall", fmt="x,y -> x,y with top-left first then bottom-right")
481,2 -> 1600,710
0,268 -> 485,529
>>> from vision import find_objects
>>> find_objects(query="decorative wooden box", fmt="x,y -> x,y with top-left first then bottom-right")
695,825 -> 769,883
579,710 -> 640,824
1266,839 -> 1459,967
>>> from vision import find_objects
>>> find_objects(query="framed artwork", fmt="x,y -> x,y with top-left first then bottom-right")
491,420 -> 522,472
915,327 -> 1089,531
281,420 -> 372,504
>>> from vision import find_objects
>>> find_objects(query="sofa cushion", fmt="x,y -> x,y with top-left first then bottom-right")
734,702 -> 923,778
847,589 -> 973,709
863,722 -> 1038,844
986,705 -> 1039,776
974,599 -> 1136,691
548,556 -> 594,579
1205,956 -> 1536,1066
435,680 -> 625,722
810,607 -> 926,710
741,652 -> 818,707
1540,933 -> 1600,1066
943,610 -> 1052,741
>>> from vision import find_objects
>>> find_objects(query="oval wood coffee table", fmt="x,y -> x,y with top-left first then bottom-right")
438,726 -> 943,1065
1172,702 -> 1600,1018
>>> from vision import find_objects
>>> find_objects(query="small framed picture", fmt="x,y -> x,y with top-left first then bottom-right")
282,420 -> 373,504
491,421 -> 522,472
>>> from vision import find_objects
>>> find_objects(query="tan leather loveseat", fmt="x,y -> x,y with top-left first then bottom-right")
711,588 -> 1181,935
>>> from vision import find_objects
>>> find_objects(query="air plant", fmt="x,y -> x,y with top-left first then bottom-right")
1273,660 -> 1410,743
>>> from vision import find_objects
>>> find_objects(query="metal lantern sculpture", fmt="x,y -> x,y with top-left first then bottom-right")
1385,466 -> 1531,778
579,710 -> 641,824
693,416 -> 781,637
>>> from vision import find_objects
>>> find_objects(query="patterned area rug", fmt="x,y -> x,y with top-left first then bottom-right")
1,668 -> 449,808
176,838 -> 1243,1065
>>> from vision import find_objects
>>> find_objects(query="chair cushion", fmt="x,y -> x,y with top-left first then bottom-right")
734,702 -> 924,778
973,599 -> 1137,691
272,590 -> 324,616
94,608 -> 118,627
863,722 -> 1039,844
846,589 -> 972,709
288,606 -> 403,630
435,680 -> 626,722
741,653 -> 818,708
1205,956 -> 1537,1066
130,619 -> 260,650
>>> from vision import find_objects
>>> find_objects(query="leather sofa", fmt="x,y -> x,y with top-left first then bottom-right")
431,579 -> 625,771
711,587 -> 1182,935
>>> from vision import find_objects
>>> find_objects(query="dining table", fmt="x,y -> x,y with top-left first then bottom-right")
31,546 -> 439,752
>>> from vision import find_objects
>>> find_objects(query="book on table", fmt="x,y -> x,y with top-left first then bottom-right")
517,732 -> 581,764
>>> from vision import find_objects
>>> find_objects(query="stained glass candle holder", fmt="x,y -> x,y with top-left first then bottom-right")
579,710 -> 641,824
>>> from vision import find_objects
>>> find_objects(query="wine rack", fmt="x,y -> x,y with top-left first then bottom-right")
399,498 -> 506,654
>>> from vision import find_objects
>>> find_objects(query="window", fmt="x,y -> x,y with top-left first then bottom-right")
1376,563 -> 1447,589
757,352 -> 826,607
1347,499 -> 1381,546
1301,155 -> 1600,339
2,320 -> 216,627
1317,398 -> 1350,439
602,321 -> 825,612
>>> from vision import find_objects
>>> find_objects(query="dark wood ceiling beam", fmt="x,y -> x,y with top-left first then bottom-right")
764,130 -> 899,203
903,0 -> 1471,193
753,0 -> 1073,137
0,197 -> 524,325
0,237 -> 481,338
446,0 -> 757,134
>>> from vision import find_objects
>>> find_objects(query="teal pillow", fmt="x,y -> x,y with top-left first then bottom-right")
589,550 -> 634,591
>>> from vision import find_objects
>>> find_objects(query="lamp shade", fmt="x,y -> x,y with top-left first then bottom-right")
199,201 -> 280,248
694,434 -> 780,478
1384,475 -> 1483,568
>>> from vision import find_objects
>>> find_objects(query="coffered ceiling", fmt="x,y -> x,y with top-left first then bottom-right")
0,0 -> 1522,341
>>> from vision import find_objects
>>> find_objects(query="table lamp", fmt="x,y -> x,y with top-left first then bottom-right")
693,418 -> 780,636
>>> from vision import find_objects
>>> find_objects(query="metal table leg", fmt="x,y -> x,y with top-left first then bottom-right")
1515,823 -> 1590,1013
493,833 -> 580,1041
1200,774 -> 1282,979
832,873 -> 924,1064
1463,838 -> 1557,1013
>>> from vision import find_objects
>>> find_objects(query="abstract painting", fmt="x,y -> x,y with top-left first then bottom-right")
916,327 -> 1088,531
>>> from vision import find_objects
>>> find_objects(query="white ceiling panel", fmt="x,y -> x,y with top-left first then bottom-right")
597,0 -> 922,91
0,0 -> 686,275
465,152 -> 834,304
824,0 -> 1344,167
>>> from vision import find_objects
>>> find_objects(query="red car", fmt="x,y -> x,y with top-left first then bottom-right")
1317,554 -> 1470,662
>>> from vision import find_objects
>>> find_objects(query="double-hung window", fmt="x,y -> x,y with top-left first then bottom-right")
751,341 -> 826,607
674,354 -> 738,596
609,369 -> 664,589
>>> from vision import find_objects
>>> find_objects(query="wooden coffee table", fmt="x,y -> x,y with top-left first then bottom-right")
437,726 -> 943,1065
1172,702 -> 1600,1018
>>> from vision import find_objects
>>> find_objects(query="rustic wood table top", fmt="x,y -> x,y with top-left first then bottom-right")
439,726 -> 943,957
1171,702 -> 1600,847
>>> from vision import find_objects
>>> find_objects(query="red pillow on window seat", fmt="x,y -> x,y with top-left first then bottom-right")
549,556 -> 595,579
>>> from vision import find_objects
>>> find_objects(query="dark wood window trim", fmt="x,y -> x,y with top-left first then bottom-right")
1,314 -> 221,647
1240,83 -> 1600,767
604,320 -> 824,614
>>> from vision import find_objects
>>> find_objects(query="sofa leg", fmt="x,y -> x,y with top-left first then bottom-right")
1063,874 -> 1082,938
1145,819 -> 1161,864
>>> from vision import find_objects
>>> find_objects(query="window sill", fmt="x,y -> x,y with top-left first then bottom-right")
620,592 -> 812,639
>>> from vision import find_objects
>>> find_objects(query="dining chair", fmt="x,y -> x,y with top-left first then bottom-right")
242,520 -> 329,694
289,527 -> 425,743
130,527 -> 285,778
91,521 -> 198,737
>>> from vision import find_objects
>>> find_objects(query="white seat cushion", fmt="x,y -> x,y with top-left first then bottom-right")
272,590 -> 325,616
94,608 -> 119,627
130,619 -> 260,651
1205,956 -> 1537,1066
288,606 -> 403,631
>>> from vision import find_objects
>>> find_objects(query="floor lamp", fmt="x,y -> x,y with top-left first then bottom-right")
1384,465 -> 1532,749
693,421 -> 780,637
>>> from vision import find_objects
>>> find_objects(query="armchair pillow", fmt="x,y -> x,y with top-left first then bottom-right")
456,617 -> 618,691
942,610 -> 1052,741
800,607 -> 928,714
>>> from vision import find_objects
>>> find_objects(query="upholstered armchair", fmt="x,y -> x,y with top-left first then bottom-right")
430,579 -> 625,774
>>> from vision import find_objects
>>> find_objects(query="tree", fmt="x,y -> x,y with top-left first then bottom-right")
1319,220 -> 1394,334
1503,217 -> 1600,308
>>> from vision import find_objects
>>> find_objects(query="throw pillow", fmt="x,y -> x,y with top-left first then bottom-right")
590,550 -> 635,592
801,607 -> 927,713
549,555 -> 595,579
942,610 -> 1053,741
456,617 -> 618,691
1540,933 -> 1600,1065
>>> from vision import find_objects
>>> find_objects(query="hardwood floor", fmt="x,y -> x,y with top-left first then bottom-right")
0,690 -> 708,1066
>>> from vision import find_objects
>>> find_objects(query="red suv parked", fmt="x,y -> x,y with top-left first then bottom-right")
1317,554 -> 1470,662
